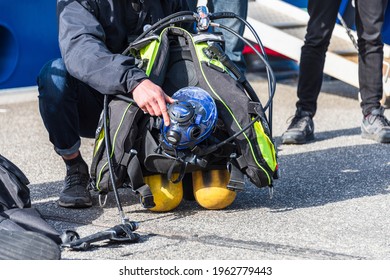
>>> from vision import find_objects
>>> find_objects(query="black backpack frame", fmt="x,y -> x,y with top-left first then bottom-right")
89,10 -> 279,212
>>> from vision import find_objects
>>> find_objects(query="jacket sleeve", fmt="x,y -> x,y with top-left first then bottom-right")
57,0 -> 147,95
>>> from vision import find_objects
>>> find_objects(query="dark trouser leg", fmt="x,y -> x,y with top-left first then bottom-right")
296,0 -> 342,116
185,0 -> 248,73
37,58 -> 102,208
211,0 -> 248,73
355,0 -> 388,115
37,58 -> 103,156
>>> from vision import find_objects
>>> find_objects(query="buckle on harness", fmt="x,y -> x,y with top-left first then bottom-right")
226,154 -> 245,191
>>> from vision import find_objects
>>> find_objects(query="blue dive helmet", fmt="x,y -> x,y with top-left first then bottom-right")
161,86 -> 218,150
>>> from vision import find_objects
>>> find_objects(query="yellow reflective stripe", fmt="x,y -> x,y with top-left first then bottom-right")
96,162 -> 108,191
140,40 -> 160,76
253,119 -> 277,171
93,129 -> 105,157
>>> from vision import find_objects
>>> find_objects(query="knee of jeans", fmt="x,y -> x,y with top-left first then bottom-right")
37,59 -> 68,106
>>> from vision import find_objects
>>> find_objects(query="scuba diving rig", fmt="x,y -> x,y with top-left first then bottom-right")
62,4 -> 279,250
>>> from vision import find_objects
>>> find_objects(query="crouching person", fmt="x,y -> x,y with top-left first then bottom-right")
37,0 -> 188,208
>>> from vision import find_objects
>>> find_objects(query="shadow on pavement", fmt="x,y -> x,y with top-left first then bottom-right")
228,142 -> 389,212
28,139 -> 389,235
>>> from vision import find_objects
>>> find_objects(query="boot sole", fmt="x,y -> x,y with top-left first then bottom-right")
361,132 -> 390,143
0,229 -> 61,260
281,133 -> 315,145
58,198 -> 92,208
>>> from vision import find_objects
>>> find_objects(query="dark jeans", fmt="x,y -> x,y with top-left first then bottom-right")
37,58 -> 103,156
186,0 -> 248,72
297,0 -> 388,116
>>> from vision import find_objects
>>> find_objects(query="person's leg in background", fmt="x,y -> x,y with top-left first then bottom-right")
281,0 -> 342,144
187,0 -> 248,73
356,0 -> 390,143
210,0 -> 248,73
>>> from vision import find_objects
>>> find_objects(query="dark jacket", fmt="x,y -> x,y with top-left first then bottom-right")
57,0 -> 188,95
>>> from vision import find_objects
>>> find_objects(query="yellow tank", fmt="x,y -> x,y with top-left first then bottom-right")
144,173 -> 183,212
192,169 -> 236,210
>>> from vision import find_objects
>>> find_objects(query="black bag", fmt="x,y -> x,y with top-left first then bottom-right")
0,154 -> 61,245
0,154 -> 31,211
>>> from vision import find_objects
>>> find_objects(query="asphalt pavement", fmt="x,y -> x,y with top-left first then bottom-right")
0,73 -> 389,261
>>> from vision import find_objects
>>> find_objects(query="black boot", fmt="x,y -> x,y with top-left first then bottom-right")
59,159 -> 92,208
281,109 -> 314,144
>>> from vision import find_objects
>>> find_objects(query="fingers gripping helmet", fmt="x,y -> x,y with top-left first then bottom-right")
161,87 -> 218,150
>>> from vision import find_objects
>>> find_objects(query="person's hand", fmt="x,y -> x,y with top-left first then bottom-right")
132,79 -> 174,126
